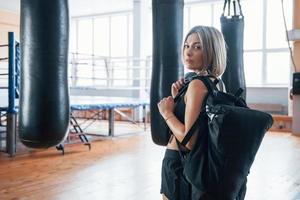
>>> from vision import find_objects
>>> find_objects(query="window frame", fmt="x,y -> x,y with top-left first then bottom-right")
70,11 -> 133,88
184,0 -> 292,87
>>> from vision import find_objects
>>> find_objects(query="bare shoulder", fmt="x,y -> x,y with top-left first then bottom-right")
184,79 -> 208,103
186,79 -> 208,95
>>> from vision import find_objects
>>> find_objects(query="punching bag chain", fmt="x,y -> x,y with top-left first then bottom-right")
222,0 -> 243,17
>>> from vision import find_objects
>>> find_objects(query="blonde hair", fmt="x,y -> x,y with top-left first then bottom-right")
183,26 -> 227,77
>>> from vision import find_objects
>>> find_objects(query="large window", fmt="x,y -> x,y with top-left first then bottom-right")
184,0 -> 293,86
94,17 -> 110,56
70,12 -> 133,87
77,19 -> 93,55
71,13 -> 132,57
69,0 -> 293,88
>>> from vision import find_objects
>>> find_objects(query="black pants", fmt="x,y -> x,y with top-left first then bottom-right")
161,149 -> 247,200
236,178 -> 247,200
161,149 -> 191,200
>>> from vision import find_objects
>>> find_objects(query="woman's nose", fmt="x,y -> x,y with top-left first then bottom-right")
186,48 -> 192,56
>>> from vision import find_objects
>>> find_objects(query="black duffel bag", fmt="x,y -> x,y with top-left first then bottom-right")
176,76 -> 273,200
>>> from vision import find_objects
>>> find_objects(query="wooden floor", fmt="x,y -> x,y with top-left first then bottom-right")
1,125 -> 300,200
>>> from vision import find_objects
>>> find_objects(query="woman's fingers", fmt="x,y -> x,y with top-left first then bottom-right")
177,79 -> 184,87
157,97 -> 166,105
179,77 -> 184,85
173,80 -> 183,90
158,96 -> 172,105
172,83 -> 178,90
172,77 -> 184,97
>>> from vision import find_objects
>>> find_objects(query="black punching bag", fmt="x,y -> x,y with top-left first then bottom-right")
19,0 -> 70,148
151,0 -> 184,146
221,0 -> 246,100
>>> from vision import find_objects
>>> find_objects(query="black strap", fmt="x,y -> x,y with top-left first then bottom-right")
173,74 -> 211,102
176,116 -> 207,162
180,115 -> 199,146
222,0 -> 228,16
233,0 -> 237,16
179,76 -> 216,147
193,76 -> 218,95
237,0 -> 243,16
222,0 -> 243,17
172,75 -> 220,147
175,138 -> 185,162
234,88 -> 244,97
173,83 -> 189,102
228,0 -> 231,16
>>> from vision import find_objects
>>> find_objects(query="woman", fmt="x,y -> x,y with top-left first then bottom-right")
157,25 -> 227,200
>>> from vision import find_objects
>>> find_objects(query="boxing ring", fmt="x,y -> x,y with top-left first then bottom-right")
1,93 -> 149,154
54,96 -> 149,154
0,32 -> 19,156
1,32 -> 150,155
70,96 -> 149,137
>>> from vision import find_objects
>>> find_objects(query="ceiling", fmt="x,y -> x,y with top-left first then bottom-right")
69,0 -> 133,16
0,0 -> 133,16
0,0 -> 217,17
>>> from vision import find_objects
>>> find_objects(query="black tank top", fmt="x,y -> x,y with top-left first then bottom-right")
172,90 -> 191,152
174,90 -> 186,123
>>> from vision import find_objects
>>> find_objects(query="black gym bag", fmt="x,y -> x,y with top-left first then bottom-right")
174,75 -> 273,200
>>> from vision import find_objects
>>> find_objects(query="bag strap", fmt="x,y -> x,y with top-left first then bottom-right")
193,75 -> 218,95
172,75 -> 222,147
179,76 -> 217,147
173,83 -> 189,103
179,76 -> 247,147
176,117 -> 207,162
174,74 -> 219,103
180,112 -> 206,146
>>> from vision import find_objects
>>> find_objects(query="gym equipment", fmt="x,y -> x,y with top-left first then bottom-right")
0,32 -> 20,156
70,96 -> 149,137
150,0 -> 184,146
19,0 -> 70,148
220,0 -> 246,100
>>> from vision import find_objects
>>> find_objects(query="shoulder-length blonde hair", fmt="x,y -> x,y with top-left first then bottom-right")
183,26 -> 227,77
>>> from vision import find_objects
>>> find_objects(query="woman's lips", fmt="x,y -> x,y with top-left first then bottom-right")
186,59 -> 193,64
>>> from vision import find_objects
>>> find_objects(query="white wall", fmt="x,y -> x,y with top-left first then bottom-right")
0,0 -> 19,12
69,0 -> 132,17
247,87 -> 289,114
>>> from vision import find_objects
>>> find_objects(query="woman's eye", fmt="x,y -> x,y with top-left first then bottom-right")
194,46 -> 202,50
184,44 -> 189,48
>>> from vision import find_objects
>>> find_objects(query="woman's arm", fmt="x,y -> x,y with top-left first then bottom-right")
158,79 -> 207,148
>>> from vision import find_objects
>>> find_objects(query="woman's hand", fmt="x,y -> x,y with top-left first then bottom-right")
171,77 -> 184,98
157,96 -> 175,120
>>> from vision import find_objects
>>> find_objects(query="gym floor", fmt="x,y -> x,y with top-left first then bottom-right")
0,123 -> 300,200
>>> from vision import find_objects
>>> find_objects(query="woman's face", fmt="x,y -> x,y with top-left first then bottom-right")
183,33 -> 203,72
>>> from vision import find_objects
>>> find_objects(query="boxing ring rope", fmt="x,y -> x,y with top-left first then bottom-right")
70,96 -> 149,138
1,33 -> 150,155
54,55 -> 151,153
68,53 -> 152,95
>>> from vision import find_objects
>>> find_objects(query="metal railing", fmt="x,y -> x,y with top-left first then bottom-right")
69,53 -> 152,95
0,32 -> 20,156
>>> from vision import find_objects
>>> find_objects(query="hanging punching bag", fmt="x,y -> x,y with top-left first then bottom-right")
19,0 -> 70,148
151,0 -> 184,146
221,0 -> 246,100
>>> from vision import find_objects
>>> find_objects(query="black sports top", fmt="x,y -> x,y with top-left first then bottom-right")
174,89 -> 186,124
171,87 -> 191,152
